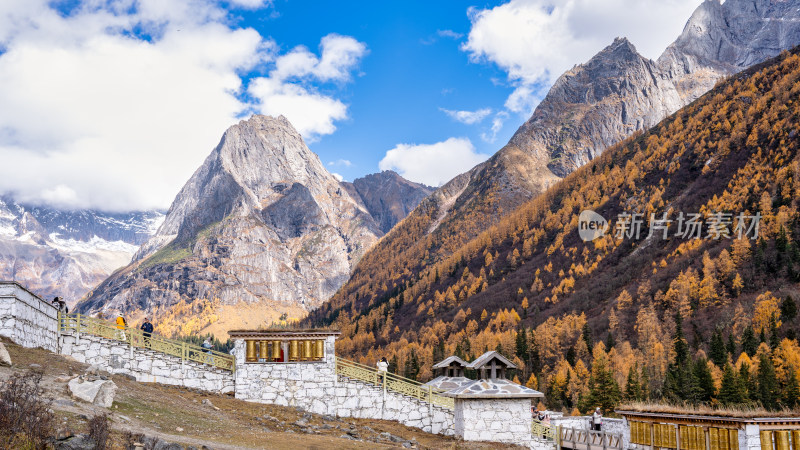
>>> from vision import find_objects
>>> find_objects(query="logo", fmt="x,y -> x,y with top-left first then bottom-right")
579,210 -> 608,242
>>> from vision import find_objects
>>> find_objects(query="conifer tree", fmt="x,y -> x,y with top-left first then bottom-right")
710,329 -> 727,367
640,366 -> 650,401
718,364 -> 744,405
741,326 -> 758,357
758,353 -> 780,410
726,333 -> 737,358
624,363 -> 641,401
782,295 -> 798,321
694,358 -> 716,402
516,324 -> 529,364
582,323 -> 593,351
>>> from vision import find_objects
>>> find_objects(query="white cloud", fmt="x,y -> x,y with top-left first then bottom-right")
328,159 -> 352,167
463,0 -> 702,113
248,33 -> 367,140
331,172 -> 344,182
437,29 -> 464,39
0,1 -> 364,212
379,138 -> 489,186
440,107 -> 492,125
481,111 -> 509,143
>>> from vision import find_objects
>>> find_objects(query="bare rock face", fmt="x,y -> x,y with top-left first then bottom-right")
78,115 -> 382,324
68,377 -> 117,408
343,171 -> 433,233
0,342 -> 11,366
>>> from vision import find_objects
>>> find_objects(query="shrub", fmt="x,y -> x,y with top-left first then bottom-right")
88,413 -> 110,450
0,370 -> 55,449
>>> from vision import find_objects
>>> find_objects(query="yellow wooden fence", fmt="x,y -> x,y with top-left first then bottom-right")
58,313 -> 235,372
334,357 -> 454,409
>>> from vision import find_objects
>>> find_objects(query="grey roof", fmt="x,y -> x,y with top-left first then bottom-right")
424,376 -> 473,391
443,378 -> 544,399
466,351 -> 516,369
432,355 -> 469,369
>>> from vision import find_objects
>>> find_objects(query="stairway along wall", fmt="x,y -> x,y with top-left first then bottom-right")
59,332 -> 234,393
231,339 -> 455,435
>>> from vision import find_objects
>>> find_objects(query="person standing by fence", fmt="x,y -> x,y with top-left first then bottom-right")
140,317 -> 153,348
377,357 -> 388,385
592,407 -> 603,431
115,313 -> 127,340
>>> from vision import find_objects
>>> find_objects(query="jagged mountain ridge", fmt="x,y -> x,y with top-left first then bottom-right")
0,197 -> 164,306
307,0 -> 800,331
342,171 -> 434,234
76,116 -> 432,337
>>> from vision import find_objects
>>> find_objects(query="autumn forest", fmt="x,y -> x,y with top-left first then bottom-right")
306,48 -> 800,414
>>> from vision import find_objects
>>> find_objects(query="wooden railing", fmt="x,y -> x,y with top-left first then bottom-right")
559,427 -> 624,450
58,313 -> 235,372
532,419 -> 558,441
334,357 -> 454,410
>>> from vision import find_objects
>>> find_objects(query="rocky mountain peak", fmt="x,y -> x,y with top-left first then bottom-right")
343,171 -> 434,233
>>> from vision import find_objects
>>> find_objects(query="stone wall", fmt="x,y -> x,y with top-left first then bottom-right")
0,281 -> 58,352
59,332 -> 234,393
454,398 -> 532,444
232,339 -> 454,435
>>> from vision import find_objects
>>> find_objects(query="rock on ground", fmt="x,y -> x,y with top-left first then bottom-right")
0,342 -> 11,366
68,378 -> 117,408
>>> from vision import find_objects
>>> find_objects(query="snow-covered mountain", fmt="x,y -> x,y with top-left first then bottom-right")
0,196 -> 164,306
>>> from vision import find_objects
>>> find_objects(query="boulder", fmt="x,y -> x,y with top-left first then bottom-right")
0,342 -> 11,366
68,378 -> 117,408
54,433 -> 96,450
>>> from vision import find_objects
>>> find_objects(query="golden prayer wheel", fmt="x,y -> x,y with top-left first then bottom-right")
710,427 -> 719,450
730,429 -> 739,450
761,430 -> 773,450
792,430 -> 800,450
271,340 -> 282,361
303,340 -> 313,361
258,340 -> 268,360
289,340 -> 299,361
777,431 -> 790,450
246,340 -> 257,362
655,423 -> 662,446
314,339 -> 324,359
718,428 -> 729,449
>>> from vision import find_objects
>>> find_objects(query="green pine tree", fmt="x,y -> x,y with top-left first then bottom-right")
718,364 -> 744,405
741,326 -> 758,357
782,295 -> 798,321
758,353 -> 780,410
726,333 -> 737,358
640,366 -> 650,401
710,329 -> 727,367
694,358 -> 716,402
624,363 -> 641,401
582,323 -> 593,351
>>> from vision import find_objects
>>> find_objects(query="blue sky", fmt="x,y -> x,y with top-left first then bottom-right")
237,0 -> 513,184
0,0 -> 702,211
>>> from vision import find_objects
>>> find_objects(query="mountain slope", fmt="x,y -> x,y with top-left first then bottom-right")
311,46 -> 800,389
0,197 -> 163,306
307,0 -> 800,342
77,115 -> 413,337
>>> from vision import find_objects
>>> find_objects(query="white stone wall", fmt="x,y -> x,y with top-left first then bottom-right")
742,424 -> 760,450
0,282 -> 58,352
454,398 -> 532,444
232,339 -> 454,435
59,333 -> 234,393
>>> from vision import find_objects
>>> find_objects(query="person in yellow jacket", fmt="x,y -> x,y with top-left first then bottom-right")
115,314 -> 127,340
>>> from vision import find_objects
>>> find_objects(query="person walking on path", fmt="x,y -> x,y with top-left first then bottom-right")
115,313 -> 127,341
377,357 -> 389,385
202,338 -> 213,354
592,407 -> 603,431
140,317 -> 154,348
